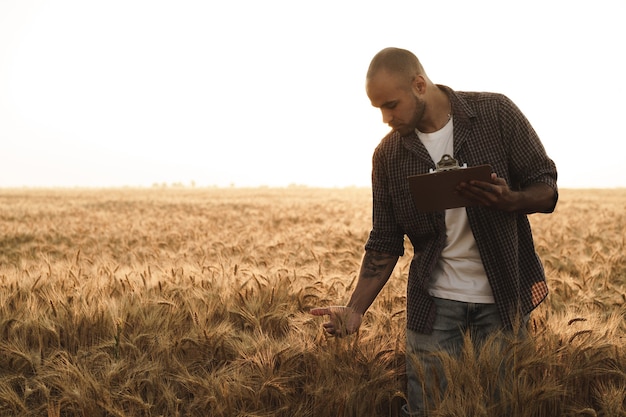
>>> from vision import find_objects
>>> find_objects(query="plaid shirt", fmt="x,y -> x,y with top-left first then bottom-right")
364,85 -> 558,334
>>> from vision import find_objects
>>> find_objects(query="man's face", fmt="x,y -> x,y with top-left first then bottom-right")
366,70 -> 425,136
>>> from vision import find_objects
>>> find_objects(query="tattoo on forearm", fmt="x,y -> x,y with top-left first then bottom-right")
361,251 -> 395,280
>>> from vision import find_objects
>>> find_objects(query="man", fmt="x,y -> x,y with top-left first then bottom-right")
311,47 -> 558,415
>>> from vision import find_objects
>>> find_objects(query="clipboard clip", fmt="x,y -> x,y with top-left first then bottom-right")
430,154 -> 468,173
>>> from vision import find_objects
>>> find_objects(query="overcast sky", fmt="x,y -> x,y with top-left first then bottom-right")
1,0 -> 624,188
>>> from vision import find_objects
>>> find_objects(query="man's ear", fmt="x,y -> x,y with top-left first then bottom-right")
412,75 -> 426,95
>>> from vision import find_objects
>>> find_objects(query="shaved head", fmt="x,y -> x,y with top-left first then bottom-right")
366,47 -> 426,87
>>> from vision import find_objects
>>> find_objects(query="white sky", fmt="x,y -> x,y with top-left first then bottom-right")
1,0 -> 625,188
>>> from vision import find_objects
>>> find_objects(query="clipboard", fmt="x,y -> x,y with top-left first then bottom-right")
407,154 -> 492,211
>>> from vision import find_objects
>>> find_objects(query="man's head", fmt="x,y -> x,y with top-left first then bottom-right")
366,47 -> 431,136
366,47 -> 425,86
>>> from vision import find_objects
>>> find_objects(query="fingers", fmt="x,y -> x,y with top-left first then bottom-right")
322,321 -> 347,337
309,307 -> 331,316
310,307 -> 337,335
456,181 -> 489,204
311,306 -> 362,337
323,322 -> 340,336
457,174 -> 508,207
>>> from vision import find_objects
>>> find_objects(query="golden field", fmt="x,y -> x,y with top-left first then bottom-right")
0,187 -> 624,417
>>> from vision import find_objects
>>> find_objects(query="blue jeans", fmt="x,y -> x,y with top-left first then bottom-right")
402,297 -> 528,416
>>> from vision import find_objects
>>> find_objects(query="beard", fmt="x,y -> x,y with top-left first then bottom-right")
393,94 -> 426,136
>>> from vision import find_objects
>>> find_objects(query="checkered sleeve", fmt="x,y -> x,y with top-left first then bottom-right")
364,143 -> 406,257
499,95 -> 558,210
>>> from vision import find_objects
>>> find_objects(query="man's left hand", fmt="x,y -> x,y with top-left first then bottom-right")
456,173 -> 518,212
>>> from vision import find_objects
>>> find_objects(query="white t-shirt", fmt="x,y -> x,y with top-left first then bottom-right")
416,118 -> 495,304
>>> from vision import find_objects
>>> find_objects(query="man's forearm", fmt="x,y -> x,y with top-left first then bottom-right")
347,250 -> 398,315
512,182 -> 557,214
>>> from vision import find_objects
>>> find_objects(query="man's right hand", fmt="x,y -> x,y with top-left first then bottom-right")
310,306 -> 362,337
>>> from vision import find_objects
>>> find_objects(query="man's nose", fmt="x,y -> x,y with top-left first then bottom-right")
381,109 -> 393,124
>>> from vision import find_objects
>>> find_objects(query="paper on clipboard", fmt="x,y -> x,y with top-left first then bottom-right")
407,154 -> 492,212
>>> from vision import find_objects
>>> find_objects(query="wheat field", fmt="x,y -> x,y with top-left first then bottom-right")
0,187 -> 624,417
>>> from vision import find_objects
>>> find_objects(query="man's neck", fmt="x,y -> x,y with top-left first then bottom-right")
417,87 -> 451,133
